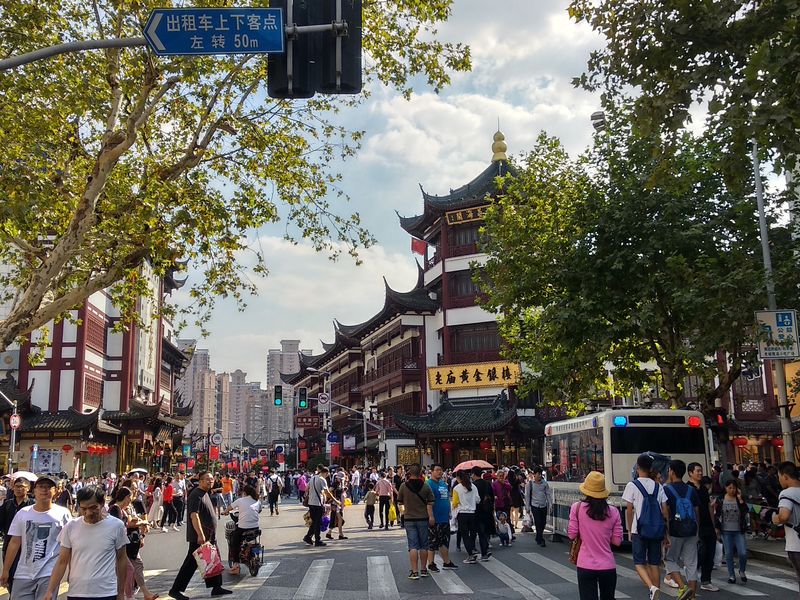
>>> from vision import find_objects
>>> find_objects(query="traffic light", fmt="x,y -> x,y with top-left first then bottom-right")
274,385 -> 283,406
268,0 -> 362,98
705,407 -> 729,443
298,386 -> 308,409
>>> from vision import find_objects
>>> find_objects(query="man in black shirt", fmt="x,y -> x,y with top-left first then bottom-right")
0,477 -> 33,591
168,471 -> 231,599
470,467 -> 495,561
688,462 -> 719,592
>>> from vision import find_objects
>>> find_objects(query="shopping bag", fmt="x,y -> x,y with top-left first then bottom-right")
714,541 -> 723,568
449,514 -> 458,532
193,542 -> 224,579
388,504 -> 397,522
345,498 -> 352,506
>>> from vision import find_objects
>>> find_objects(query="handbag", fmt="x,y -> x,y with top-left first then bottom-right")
193,541 -> 224,579
568,503 -> 582,565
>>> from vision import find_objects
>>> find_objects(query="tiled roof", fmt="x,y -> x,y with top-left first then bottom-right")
731,418 -> 800,434
398,160 -> 514,238
395,398 -> 516,434
19,408 -> 98,433
516,416 -> 545,436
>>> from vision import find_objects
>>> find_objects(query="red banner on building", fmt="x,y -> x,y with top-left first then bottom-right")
209,446 -> 220,460
411,237 -> 427,256
330,443 -> 341,459
299,450 -> 308,463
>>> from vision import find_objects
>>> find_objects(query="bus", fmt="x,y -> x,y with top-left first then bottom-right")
543,409 -> 710,537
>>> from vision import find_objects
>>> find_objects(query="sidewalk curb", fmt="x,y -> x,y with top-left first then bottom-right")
749,547 -> 789,567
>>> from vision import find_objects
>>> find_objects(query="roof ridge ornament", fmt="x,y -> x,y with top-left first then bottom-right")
491,129 -> 507,162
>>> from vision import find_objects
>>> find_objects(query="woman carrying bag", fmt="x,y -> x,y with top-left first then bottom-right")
568,471 -> 623,600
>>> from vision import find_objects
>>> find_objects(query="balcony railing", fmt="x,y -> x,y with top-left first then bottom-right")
448,350 -> 502,364
425,254 -> 441,269
449,242 -> 479,257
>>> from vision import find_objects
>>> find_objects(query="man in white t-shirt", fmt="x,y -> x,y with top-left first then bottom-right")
773,461 -> 800,587
622,453 -> 669,600
303,467 -> 333,547
44,486 -> 127,600
0,476 -> 72,600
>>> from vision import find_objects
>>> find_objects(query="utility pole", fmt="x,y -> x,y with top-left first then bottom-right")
0,389 -> 17,475
753,140 -> 794,458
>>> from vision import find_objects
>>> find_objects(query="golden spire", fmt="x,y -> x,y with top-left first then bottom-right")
491,129 -> 508,162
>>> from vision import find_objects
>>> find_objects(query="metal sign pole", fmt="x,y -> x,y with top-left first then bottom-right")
0,390 -> 16,475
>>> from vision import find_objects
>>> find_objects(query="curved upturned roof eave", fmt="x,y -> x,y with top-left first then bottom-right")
397,159 -> 514,238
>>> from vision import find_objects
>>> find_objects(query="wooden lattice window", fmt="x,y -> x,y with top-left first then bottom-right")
84,376 -> 102,408
85,313 -> 106,352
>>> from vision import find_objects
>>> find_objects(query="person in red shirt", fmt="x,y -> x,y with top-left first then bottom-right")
160,476 -> 177,532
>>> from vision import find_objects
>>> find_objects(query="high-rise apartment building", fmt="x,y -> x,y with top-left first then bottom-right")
243,382 -> 270,445
228,370 -> 248,445
215,372 -> 231,446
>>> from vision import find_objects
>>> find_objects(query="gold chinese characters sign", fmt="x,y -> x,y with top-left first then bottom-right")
445,204 -> 489,226
428,361 -> 520,390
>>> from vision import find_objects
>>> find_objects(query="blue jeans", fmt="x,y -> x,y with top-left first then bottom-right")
404,519 -> 430,551
721,531 -> 747,577
351,485 -> 360,504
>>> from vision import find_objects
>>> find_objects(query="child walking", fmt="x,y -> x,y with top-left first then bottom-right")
364,483 -> 377,529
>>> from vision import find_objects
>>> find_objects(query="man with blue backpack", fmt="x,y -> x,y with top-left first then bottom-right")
623,453 -> 670,600
664,460 -> 700,600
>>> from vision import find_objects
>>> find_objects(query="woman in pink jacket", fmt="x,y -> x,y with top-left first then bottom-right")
568,471 -> 623,600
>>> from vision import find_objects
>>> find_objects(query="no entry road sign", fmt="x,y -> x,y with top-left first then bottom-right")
143,8 -> 284,56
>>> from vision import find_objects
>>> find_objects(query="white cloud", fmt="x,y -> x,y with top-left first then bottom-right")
178,0 -> 607,384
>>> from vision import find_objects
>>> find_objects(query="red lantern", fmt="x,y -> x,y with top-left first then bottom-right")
62,444 -> 73,452
440,441 -> 455,452
732,437 -> 749,447
772,438 -> 785,448
479,440 -> 492,451
187,458 -> 195,468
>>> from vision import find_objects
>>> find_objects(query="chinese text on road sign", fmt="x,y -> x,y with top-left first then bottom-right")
143,8 -> 284,56
756,309 -> 800,359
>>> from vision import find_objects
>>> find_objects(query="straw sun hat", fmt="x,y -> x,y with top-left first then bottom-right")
578,471 -> 609,499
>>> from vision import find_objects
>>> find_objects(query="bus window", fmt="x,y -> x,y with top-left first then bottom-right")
549,427 -> 604,483
610,427 -> 705,455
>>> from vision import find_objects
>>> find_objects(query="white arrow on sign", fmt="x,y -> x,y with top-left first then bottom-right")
146,13 -> 165,52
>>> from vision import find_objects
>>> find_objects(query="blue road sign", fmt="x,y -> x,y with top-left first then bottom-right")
143,8 -> 284,56
327,432 -> 339,443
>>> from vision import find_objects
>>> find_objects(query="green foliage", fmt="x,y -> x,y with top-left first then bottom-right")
481,121 -> 800,410
568,0 -> 800,183
0,0 -> 471,350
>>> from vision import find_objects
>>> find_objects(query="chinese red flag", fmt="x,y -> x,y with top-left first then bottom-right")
330,443 -> 341,459
411,237 -> 427,255
299,450 -> 308,463
209,446 -> 220,460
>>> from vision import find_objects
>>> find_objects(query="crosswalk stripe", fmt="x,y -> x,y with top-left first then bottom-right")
143,569 -> 167,577
431,558 -> 473,594
479,557 -> 559,600
710,578 -> 766,596
744,573 -> 798,591
520,552 -> 630,599
367,556 -> 400,600
293,558 -> 334,600
613,563 -> 678,597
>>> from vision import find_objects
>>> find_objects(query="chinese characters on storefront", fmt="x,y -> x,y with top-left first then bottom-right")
427,361 -> 520,390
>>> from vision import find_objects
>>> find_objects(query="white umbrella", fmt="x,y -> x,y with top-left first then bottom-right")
10,471 -> 38,483
127,468 -> 148,476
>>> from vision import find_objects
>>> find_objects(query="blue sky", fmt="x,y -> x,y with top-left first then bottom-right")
176,0 -> 605,383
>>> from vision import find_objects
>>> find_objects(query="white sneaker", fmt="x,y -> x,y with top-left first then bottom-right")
649,586 -> 660,600
664,576 -> 679,589
161,527 -> 167,532
700,583 -> 720,592
172,525 -> 179,531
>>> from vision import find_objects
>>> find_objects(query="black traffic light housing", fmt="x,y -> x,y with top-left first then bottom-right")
298,386 -> 308,409
705,406 -> 729,443
268,0 -> 362,98
274,384 -> 283,406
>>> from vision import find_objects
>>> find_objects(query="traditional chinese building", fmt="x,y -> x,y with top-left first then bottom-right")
0,265 -> 192,476
392,131 -> 541,466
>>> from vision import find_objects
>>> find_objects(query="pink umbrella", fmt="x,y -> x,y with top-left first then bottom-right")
453,460 -> 494,472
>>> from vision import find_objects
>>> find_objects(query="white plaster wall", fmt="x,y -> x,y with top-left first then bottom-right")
444,253 -> 488,273
85,349 -> 103,368
29,371 -> 51,410
107,330 -> 123,357
446,305 -> 497,326
423,262 -> 443,286
61,347 -> 76,359
62,312 -> 78,343
58,371 -> 74,410
104,380 -> 121,411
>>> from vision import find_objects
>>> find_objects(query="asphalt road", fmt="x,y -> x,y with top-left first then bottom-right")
132,498 -> 798,600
